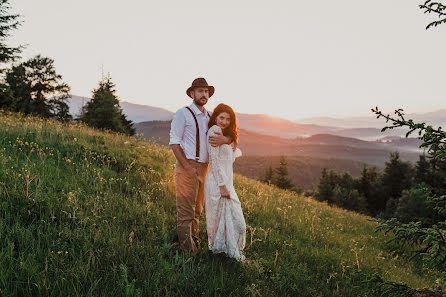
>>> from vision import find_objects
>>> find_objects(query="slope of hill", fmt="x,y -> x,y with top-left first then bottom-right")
1,111 -> 443,296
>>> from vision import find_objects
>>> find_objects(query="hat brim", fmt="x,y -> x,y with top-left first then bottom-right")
186,86 -> 214,98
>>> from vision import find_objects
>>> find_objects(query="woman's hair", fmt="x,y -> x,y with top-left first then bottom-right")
208,103 -> 239,145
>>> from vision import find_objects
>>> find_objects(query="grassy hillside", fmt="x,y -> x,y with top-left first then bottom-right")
0,111 -> 443,297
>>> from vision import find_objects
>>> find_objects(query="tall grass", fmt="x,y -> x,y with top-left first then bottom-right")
0,111 -> 443,297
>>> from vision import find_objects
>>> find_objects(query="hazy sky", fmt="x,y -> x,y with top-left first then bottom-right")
7,0 -> 446,120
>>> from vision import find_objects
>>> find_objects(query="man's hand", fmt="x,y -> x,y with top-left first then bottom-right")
219,185 -> 230,199
185,165 -> 197,176
209,131 -> 231,147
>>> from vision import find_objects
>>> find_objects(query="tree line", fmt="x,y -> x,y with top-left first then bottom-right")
315,152 -> 446,223
0,0 -> 135,135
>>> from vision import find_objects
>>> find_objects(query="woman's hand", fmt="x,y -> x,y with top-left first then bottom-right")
219,185 -> 231,199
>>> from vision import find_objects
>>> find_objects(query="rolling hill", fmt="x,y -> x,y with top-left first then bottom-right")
0,110 -> 443,296
135,121 -> 423,167
67,96 -> 424,140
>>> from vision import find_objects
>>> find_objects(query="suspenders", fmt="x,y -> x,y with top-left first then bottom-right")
185,106 -> 211,161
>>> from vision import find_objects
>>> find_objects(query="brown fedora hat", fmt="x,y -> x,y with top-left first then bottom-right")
186,77 -> 215,98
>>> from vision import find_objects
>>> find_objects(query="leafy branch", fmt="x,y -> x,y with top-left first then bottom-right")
419,1 -> 446,29
371,107 -> 446,273
371,107 -> 446,162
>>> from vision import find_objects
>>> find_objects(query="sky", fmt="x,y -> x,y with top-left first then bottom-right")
7,0 -> 446,120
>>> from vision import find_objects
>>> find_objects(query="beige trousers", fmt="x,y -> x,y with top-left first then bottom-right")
174,159 -> 209,254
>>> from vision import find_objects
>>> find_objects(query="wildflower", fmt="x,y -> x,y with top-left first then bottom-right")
67,159 -> 71,163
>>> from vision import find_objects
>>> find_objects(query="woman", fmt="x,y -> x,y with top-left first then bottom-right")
204,103 -> 246,261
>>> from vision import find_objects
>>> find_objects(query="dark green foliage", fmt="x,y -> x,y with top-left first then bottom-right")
372,107 -> 446,273
419,1 -> 446,29
381,152 -> 414,202
394,187 -> 438,225
273,156 -> 294,190
258,157 -> 296,190
415,154 -> 431,184
259,165 -> 274,185
357,166 -> 384,215
316,169 -> 368,213
4,55 -> 71,121
0,0 -> 23,70
0,0 -> 23,109
79,75 -> 135,136
316,168 -> 334,203
332,186 -> 368,213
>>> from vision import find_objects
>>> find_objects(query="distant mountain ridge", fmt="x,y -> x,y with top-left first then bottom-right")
67,95 -> 174,123
68,96 -> 444,140
135,120 -> 423,166
297,110 -> 446,129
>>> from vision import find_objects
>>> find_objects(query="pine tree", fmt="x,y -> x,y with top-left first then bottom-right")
273,156 -> 294,190
316,168 -> 334,202
0,0 -> 22,71
0,0 -> 23,109
357,166 -> 382,215
5,55 -> 71,120
381,152 -> 414,207
80,75 -> 135,135
372,107 -> 446,271
259,165 -> 274,185
414,154 -> 431,184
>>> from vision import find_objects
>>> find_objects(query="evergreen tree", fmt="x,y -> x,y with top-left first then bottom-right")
259,165 -> 274,185
357,166 -> 383,215
316,168 -> 335,203
0,0 -> 23,108
332,186 -> 367,213
80,75 -> 135,135
414,154 -> 431,184
273,156 -> 294,190
0,0 -> 22,71
5,55 -> 71,120
380,152 -> 414,208
394,187 -> 438,225
372,107 -> 446,271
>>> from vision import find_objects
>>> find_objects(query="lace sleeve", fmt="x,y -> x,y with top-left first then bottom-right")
208,125 -> 227,186
232,147 -> 242,162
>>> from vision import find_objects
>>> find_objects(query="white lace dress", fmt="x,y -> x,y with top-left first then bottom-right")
204,125 -> 246,261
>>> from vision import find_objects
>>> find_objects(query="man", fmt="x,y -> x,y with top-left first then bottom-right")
169,77 -> 231,254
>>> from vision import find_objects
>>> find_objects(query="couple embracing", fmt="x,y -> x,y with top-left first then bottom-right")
169,77 -> 246,261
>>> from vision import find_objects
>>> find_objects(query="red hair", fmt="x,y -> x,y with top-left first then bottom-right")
208,103 -> 239,145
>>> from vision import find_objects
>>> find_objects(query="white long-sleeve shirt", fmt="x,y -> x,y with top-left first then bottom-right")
169,103 -> 211,163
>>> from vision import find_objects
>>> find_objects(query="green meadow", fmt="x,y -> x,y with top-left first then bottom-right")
0,111 -> 443,296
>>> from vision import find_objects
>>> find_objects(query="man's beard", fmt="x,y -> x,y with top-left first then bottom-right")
193,97 -> 208,107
